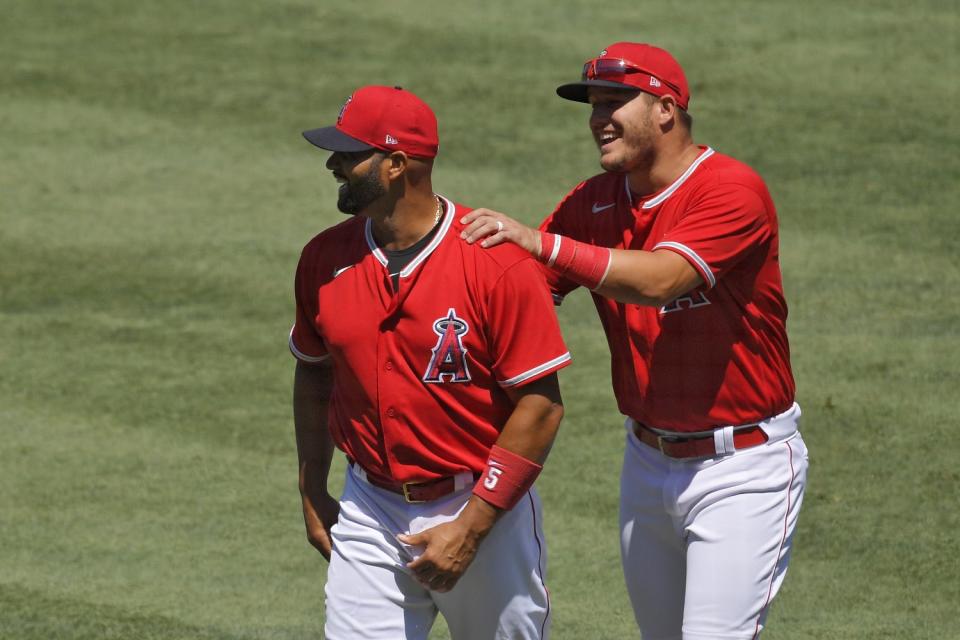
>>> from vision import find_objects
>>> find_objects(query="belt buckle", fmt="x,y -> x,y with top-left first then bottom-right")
657,435 -> 668,454
401,481 -> 427,504
656,433 -> 685,456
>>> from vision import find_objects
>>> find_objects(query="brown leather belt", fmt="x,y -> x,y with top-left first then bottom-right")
363,472 -> 480,503
633,421 -> 769,459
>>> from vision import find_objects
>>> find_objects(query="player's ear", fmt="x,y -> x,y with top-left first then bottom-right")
384,151 -> 409,182
656,95 -> 678,129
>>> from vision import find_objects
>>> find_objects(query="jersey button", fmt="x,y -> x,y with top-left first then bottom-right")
385,361 -> 393,371
386,408 -> 396,418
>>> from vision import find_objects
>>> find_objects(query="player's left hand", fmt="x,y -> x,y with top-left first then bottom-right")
459,208 -> 541,255
397,497 -> 499,592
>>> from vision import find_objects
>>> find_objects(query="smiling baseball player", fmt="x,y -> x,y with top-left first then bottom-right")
461,43 -> 809,638
290,85 -> 570,639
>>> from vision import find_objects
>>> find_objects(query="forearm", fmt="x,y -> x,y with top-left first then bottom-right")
465,375 -> 564,535
460,209 -> 702,306
592,248 -> 703,306
539,233 -> 703,307
293,360 -> 336,494
493,383 -> 564,464
458,390 -> 563,535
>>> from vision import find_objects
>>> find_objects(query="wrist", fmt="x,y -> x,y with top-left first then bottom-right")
535,232 -> 611,290
537,231 -> 559,265
459,496 -> 500,539
472,444 -> 543,511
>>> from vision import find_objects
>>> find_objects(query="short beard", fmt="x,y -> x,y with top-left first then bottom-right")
601,106 -> 657,173
337,156 -> 386,215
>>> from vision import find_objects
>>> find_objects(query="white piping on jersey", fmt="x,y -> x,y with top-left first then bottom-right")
498,352 -> 571,387
289,326 -> 330,363
364,222 -> 388,267
364,195 -> 455,276
652,241 -> 716,288
624,147 -> 715,209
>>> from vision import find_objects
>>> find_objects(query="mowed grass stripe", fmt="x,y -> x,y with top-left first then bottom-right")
0,405 -> 330,637
0,583 -> 240,640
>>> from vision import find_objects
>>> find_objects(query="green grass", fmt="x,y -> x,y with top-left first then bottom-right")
2,1 -> 957,638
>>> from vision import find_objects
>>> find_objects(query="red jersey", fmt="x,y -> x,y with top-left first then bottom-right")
291,196 -> 571,484
541,147 -> 794,431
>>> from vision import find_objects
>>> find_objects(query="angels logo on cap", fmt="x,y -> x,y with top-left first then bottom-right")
302,85 -> 439,159
337,96 -> 352,125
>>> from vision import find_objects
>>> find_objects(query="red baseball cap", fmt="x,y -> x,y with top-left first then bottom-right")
303,85 -> 439,159
556,42 -> 690,110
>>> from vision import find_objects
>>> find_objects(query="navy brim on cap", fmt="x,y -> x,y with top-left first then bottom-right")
302,126 -> 374,152
556,79 -> 642,103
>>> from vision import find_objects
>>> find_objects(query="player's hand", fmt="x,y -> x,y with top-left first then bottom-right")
459,208 -> 541,255
300,461 -> 340,561
301,489 -> 339,560
301,490 -> 339,560
397,497 -> 499,592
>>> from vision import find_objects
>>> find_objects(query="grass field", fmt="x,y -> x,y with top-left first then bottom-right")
2,1 -> 958,638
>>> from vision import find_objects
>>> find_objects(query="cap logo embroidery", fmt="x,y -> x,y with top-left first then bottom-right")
337,96 -> 352,125
649,77 -> 662,88
385,134 -> 399,145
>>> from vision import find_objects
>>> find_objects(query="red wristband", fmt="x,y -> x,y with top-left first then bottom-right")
538,231 -> 560,265
472,445 -> 543,511
536,231 -> 612,290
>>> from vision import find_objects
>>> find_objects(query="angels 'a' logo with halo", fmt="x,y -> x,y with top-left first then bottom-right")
422,308 -> 471,384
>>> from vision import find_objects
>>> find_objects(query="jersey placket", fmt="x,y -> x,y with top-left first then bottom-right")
375,254 -> 428,480
375,325 -> 401,479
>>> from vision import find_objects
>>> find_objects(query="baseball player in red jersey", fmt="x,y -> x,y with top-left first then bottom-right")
461,43 -> 809,638
290,85 -> 571,639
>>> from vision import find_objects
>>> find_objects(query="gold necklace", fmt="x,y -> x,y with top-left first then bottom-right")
433,196 -> 443,225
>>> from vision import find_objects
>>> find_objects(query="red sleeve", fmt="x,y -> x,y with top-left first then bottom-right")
653,183 -> 771,289
486,258 -> 571,387
289,248 -> 330,363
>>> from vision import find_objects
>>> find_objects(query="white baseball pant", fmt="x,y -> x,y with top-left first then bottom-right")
323,464 -> 551,639
619,403 -> 808,640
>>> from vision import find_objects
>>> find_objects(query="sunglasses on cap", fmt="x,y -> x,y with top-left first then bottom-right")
582,57 -> 683,95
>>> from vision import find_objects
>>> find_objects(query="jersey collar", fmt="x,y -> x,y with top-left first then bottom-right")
365,195 -> 455,277
625,146 -> 715,209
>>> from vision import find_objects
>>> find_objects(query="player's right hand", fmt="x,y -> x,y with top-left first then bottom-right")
459,208 -> 541,255
299,457 -> 340,560
302,490 -> 339,560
